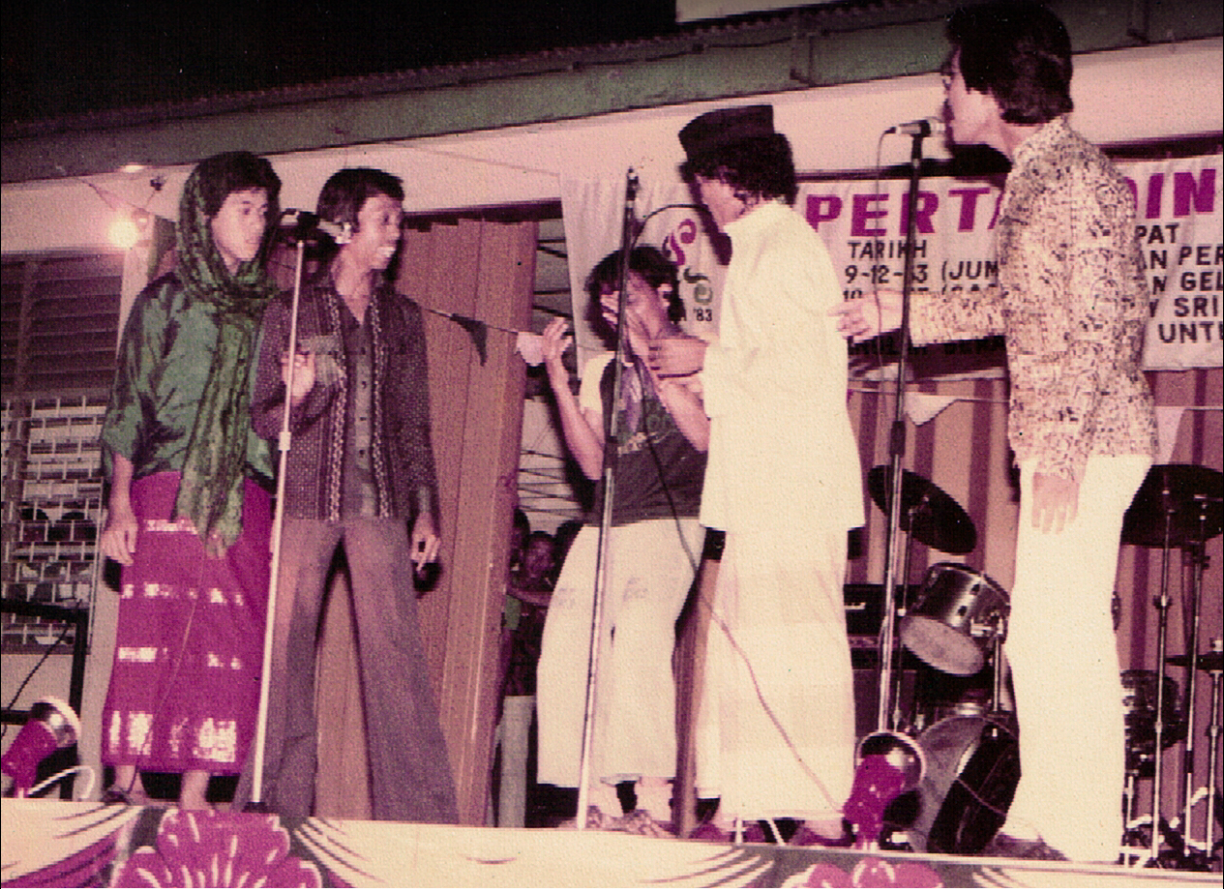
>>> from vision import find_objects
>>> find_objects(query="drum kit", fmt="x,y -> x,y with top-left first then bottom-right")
852,462 -> 1223,867
854,465 -> 1018,854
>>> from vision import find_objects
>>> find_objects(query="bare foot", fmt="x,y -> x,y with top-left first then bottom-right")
178,770 -> 213,811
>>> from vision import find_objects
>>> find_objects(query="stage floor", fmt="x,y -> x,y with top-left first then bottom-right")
2,799 -> 1218,887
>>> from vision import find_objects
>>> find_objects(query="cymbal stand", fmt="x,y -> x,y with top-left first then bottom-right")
1177,515 -> 1210,860
1148,486 -> 1177,862
1204,643 -> 1222,863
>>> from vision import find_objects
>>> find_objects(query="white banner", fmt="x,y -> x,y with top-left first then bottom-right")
562,153 -> 1222,377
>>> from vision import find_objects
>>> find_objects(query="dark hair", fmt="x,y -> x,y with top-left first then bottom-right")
680,133 -> 798,205
551,519 -> 582,563
946,1 -> 1073,125
585,245 -> 684,325
194,151 -> 281,218
317,167 -> 405,230
525,530 -> 554,550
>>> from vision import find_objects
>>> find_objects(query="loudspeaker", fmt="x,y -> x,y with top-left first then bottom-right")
851,657 -> 920,742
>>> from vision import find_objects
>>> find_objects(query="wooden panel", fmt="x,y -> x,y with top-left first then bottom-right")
402,221 -> 484,687
443,221 -> 535,825
398,218 -> 536,825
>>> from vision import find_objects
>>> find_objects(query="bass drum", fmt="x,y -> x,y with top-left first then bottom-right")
909,714 -> 1020,854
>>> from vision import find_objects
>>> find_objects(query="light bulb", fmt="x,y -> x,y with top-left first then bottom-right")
108,211 -> 147,250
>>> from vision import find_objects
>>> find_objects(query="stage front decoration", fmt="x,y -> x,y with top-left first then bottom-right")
4,799 -> 1218,887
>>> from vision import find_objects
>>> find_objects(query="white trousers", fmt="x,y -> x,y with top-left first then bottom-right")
1003,454 -> 1150,862
536,518 -> 702,787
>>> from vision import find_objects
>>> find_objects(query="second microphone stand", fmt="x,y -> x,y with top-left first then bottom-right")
575,169 -> 639,828
850,128 -> 936,844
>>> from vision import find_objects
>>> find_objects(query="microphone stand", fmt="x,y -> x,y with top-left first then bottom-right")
848,129 -> 932,847
249,228 -> 309,808
575,169 -> 639,828
876,130 -> 928,735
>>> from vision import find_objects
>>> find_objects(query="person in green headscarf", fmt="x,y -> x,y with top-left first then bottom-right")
98,151 -> 281,810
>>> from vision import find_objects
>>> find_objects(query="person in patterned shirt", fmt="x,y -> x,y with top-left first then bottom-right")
832,1 -> 1156,863
235,168 -> 458,823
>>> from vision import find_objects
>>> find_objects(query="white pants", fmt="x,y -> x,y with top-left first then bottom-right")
536,519 -> 701,787
1003,454 -> 1150,862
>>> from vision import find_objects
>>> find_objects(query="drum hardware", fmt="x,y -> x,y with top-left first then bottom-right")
868,468 -> 977,740
1163,639 -> 1224,868
850,466 -> 979,847
1201,641 -> 1223,864
906,619 -> 1020,854
847,729 -> 927,848
1121,667 -> 1186,848
1122,669 -> 1187,778
1121,464 -> 1223,865
867,467 -> 977,557
908,711 -> 1020,854
1165,650 -> 1224,672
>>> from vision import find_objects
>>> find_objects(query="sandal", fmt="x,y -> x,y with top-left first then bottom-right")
101,786 -> 153,806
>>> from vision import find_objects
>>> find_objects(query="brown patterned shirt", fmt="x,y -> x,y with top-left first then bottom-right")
251,273 -> 438,523
911,116 -> 1157,481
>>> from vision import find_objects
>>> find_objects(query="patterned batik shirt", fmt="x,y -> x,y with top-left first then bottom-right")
911,116 -> 1157,482
250,273 -> 438,523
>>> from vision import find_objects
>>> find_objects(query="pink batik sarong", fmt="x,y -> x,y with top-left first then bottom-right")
100,471 -> 270,774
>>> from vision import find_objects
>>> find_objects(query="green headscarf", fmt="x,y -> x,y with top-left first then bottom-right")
172,154 -> 279,556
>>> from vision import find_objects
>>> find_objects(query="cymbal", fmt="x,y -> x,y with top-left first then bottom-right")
867,466 -> 976,555
1122,464 -> 1223,548
1165,652 -> 1224,672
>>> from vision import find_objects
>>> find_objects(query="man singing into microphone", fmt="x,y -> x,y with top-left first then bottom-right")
238,167 -> 458,823
833,2 -> 1156,862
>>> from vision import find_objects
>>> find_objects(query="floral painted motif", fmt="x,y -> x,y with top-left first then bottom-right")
786,855 -> 944,888
111,810 -> 321,888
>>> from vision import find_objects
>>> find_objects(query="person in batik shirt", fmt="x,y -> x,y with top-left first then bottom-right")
833,2 -> 1157,862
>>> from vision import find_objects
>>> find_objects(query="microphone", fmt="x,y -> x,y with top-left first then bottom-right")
885,118 -> 945,137
279,209 -> 352,244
